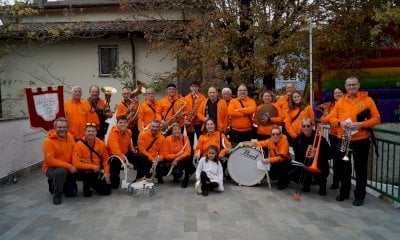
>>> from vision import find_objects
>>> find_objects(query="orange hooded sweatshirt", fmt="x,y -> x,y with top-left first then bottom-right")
107,125 -> 135,161
42,130 -> 75,175
256,134 -> 291,163
329,91 -> 380,141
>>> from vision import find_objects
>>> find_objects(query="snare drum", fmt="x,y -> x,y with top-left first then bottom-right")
128,180 -> 156,198
227,147 -> 266,186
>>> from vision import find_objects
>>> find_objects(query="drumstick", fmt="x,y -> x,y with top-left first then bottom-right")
166,141 -> 188,176
259,147 -> 271,189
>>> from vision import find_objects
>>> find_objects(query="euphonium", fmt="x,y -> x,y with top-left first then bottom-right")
305,125 -> 323,173
127,81 -> 146,125
340,127 -> 352,161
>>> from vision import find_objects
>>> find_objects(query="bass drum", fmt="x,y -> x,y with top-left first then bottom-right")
227,147 -> 266,186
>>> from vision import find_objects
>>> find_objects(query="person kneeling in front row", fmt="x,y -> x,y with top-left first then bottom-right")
195,145 -> 224,196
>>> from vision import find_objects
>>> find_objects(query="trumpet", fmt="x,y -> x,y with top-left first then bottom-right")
101,86 -> 117,112
304,125 -> 323,173
340,126 -> 352,161
315,102 -> 332,115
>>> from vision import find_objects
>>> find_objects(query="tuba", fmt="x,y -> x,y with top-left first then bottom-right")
101,86 -> 117,112
127,81 -> 146,126
255,104 -> 278,126
304,125 -> 323,173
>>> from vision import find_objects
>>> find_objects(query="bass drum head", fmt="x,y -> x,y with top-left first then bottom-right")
227,147 -> 266,186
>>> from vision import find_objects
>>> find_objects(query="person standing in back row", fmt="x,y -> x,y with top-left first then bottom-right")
329,76 -> 380,206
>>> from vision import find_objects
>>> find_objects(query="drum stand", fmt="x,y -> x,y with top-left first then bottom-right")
259,147 -> 271,189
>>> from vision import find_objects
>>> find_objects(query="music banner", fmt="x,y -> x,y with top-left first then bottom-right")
25,86 -> 65,131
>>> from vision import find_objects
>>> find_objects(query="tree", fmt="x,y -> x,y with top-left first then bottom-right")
120,0 -> 317,95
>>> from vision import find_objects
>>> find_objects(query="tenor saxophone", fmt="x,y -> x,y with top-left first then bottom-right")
161,100 -> 187,135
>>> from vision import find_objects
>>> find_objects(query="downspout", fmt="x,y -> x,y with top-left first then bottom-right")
129,33 -> 136,84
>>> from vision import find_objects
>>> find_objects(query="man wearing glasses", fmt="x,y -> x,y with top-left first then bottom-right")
157,83 -> 190,135
292,118 -> 330,195
227,84 -> 257,146
329,76 -> 380,206
138,87 -> 159,132
42,117 -> 77,205
72,122 -> 111,197
240,125 -> 291,190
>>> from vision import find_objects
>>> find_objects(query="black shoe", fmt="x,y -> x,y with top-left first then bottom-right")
277,184 -> 288,190
84,190 -> 93,198
202,189 -> 209,196
157,177 -> 164,184
173,177 -> 180,183
330,182 -> 339,190
353,198 -> 364,206
181,178 -> 189,188
301,186 -> 310,192
319,185 -> 327,196
53,196 -> 62,205
335,194 -> 349,201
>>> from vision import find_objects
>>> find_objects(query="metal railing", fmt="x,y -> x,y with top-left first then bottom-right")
322,124 -> 400,203
368,128 -> 400,203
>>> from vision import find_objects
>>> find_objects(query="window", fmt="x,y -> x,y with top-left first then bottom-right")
98,45 -> 118,76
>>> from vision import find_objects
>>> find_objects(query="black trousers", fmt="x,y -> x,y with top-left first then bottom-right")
329,134 -> 339,184
186,123 -> 203,155
200,171 -> 219,191
155,158 -> 186,179
129,124 -> 139,147
270,161 -> 290,185
75,169 -> 111,195
230,129 -> 253,147
336,138 -> 370,200
46,167 -> 77,197
109,151 -> 151,188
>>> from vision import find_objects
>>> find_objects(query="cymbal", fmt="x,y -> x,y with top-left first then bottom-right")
255,104 -> 278,126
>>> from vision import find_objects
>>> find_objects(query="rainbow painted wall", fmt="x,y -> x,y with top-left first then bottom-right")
319,49 -> 400,123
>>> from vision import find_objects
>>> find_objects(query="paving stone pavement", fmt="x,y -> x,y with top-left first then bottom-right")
1,171 -> 399,240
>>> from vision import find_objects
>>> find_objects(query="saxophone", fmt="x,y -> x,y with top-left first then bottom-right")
185,92 -> 202,133
161,100 -> 187,135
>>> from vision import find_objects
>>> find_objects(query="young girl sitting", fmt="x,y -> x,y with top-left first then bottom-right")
195,145 -> 224,196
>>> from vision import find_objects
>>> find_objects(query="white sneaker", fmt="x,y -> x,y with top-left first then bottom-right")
194,180 -> 202,194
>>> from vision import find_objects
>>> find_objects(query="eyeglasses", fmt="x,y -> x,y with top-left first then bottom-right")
56,126 -> 68,129
86,122 -> 97,127
302,125 -> 311,128
271,133 -> 281,136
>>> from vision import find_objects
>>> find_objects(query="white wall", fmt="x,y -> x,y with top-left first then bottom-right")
0,118 -> 45,179
1,36 -> 176,117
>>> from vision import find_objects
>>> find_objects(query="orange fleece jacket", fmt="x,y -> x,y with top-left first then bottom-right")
42,130 -> 75,175
138,99 -> 159,131
228,97 -> 257,132
161,135 -> 191,161
107,126 -> 135,161
72,137 -> 110,174
157,95 -> 190,127
64,98 -> 87,139
195,131 -> 232,157
256,134 -> 291,163
285,105 -> 315,139
329,91 -> 380,141
137,130 -> 165,161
